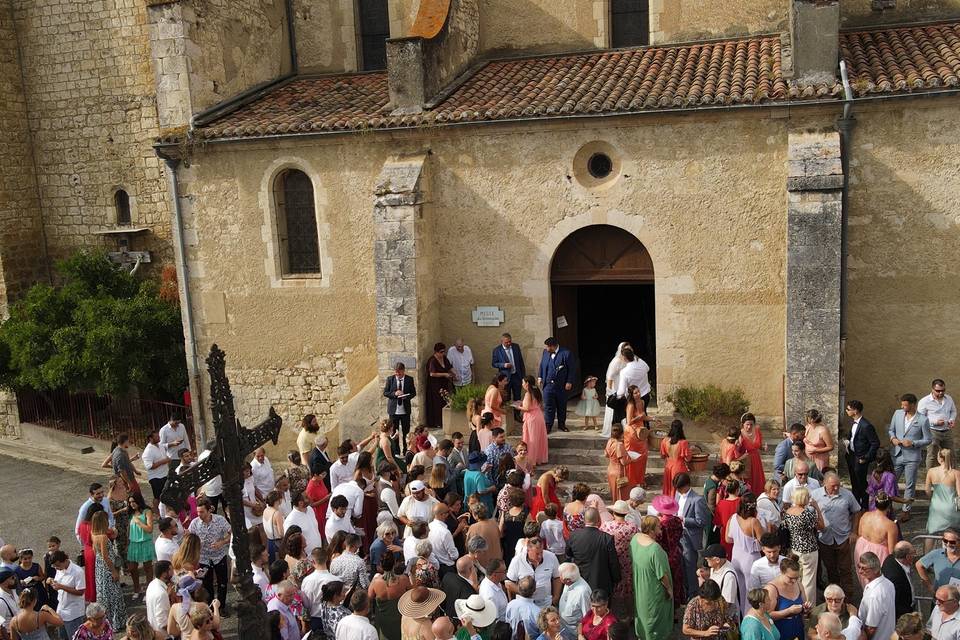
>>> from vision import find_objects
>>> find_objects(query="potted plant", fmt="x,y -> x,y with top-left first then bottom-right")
441,383 -> 487,436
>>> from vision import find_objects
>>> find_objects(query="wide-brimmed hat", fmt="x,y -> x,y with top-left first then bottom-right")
652,495 -> 679,516
607,500 -> 632,516
398,586 -> 445,618
467,451 -> 487,469
454,594 -> 497,628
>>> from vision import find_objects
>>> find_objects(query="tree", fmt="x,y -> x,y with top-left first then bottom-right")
0,250 -> 187,396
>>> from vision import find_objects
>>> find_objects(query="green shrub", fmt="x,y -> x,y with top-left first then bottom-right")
666,385 -> 750,421
448,383 -> 487,412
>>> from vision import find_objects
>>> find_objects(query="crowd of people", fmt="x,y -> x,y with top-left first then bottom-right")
0,332 -> 957,640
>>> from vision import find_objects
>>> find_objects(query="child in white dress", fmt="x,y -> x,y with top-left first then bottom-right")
576,376 -> 602,429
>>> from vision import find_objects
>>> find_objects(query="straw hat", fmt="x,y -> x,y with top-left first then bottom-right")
607,500 -> 632,516
454,594 -> 497,628
398,586 -> 446,619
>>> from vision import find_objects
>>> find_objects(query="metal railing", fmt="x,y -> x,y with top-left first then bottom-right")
16,388 -> 193,448
911,533 -> 942,617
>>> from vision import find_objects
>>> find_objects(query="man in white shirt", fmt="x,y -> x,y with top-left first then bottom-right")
251,544 -> 269,599
403,522 -> 440,567
250,448 -> 275,498
144,560 -> 173,632
325,495 -> 359,541
815,612 -> 846,640
505,576 -> 542,638
929,585 -> 960,640
154,517 -> 180,562
782,462 -> 822,506
158,415 -> 190,471
266,581 -> 300,640
141,429 -> 171,503
197,448 -> 224,513
301,548 -> 337,624
242,464 -> 264,530
615,347 -> 651,401
283,492 -> 323,553
920,379 -> 957,471
704,544 -> 740,621
49,551 -> 85,640
336,592 -> 378,640
478,559 -> 508,621
331,478 -> 365,521
329,441 -> 360,490
750,533 -> 786,589
397,481 -> 439,537
557,563 -> 592,635
505,537 -> 561,608
448,339 -> 475,387
428,505 -> 459,574
858,552 -> 896,640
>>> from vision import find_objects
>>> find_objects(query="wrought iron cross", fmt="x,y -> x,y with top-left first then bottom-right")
160,344 -> 281,639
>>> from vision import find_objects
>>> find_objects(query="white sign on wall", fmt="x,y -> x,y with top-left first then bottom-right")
472,306 -> 505,327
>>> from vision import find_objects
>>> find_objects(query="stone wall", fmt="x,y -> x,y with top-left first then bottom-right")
651,0 -> 789,45
478,0 -> 604,55
292,0 -> 358,73
9,0 -> 172,267
841,0 -> 960,27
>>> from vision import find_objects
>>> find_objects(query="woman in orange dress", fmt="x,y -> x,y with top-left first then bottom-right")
624,385 -> 651,489
740,412 -> 766,493
659,419 -> 691,496
605,424 -> 631,501
719,424 -> 747,469
713,478 -> 742,559
519,376 -> 549,466
803,408 -> 834,471
484,374 -> 508,428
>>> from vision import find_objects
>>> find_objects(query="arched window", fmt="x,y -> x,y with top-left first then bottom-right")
358,0 -> 389,71
115,189 -> 131,225
611,0 -> 649,48
274,169 -> 321,276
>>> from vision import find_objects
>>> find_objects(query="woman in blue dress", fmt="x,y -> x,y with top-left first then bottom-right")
764,557 -> 807,640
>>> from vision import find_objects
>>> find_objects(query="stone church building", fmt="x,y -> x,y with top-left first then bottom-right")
2,0 -> 959,450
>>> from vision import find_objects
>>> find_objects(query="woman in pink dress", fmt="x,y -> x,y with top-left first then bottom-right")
484,374 -> 508,427
804,408 -> 834,471
519,376 -> 548,465
740,413 -> 766,493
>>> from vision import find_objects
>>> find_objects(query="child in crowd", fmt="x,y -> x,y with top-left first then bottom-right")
15,547 -> 47,609
539,503 -> 566,556
576,375 -> 602,429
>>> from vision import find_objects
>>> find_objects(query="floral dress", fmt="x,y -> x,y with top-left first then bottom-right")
319,602 -> 350,640
682,596 -> 738,638
95,538 -> 126,632
73,621 -> 114,640
564,509 -> 585,533
657,513 -> 686,608
286,464 -> 310,497
600,518 -> 638,601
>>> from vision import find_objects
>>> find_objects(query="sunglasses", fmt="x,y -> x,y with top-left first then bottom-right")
944,538 -> 959,545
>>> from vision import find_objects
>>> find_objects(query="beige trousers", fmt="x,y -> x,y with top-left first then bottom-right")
798,550 -> 819,604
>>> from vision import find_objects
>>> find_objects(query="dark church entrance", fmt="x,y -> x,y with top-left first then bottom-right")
549,225 -> 656,402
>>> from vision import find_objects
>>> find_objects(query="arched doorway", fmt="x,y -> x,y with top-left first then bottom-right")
550,224 -> 656,399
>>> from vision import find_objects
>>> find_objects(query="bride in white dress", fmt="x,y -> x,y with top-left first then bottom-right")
601,341 -> 630,437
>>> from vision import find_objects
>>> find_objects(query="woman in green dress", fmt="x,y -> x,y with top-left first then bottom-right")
631,515 -> 674,640
368,551 -> 410,640
125,492 -> 155,601
375,419 -> 407,475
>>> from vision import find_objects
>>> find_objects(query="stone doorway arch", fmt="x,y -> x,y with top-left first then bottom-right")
549,224 -> 656,400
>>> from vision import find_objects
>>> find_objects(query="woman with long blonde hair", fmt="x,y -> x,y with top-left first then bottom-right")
926,448 -> 960,546
171,533 -> 201,577
428,462 -> 448,501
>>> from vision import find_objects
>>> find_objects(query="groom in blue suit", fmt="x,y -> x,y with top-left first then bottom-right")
537,337 -> 575,433
888,392 -> 932,520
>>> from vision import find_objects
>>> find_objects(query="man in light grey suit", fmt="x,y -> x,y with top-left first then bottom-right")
888,393 -> 932,521
674,472 -> 711,597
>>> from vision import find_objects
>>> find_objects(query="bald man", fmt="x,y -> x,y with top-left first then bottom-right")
432,616 -> 455,640
565,507 -> 620,595
882,540 -> 917,620
815,612 -> 845,640
441,555 -> 477,622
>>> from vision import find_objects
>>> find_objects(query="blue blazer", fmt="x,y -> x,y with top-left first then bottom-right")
888,409 -> 932,462
677,490 -> 711,553
491,344 -> 525,379
538,347 -> 575,388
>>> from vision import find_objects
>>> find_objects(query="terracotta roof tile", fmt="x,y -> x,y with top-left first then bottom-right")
188,21 -> 960,142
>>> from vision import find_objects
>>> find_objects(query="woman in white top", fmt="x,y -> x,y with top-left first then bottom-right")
602,342 -> 630,438
756,480 -> 782,533
261,491 -> 286,562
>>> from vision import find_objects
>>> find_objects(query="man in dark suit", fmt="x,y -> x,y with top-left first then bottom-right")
308,435 -> 332,490
843,399 -> 880,508
674,473 -> 711,597
538,337 -> 575,433
383,362 -> 416,453
492,333 -> 526,405
565,508 -> 620,596
882,541 -> 917,621
441,555 -> 478,622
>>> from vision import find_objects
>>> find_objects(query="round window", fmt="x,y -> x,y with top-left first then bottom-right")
587,153 -> 613,179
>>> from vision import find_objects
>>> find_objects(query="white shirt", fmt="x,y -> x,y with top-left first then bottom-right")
197,450 -> 222,497
0,589 -> 20,627
859,575 -> 896,640
782,477 -> 822,506
54,561 -> 86,621
145,578 -> 171,631
479,577 -> 509,621
711,564 -> 740,617
843,616 -> 863,640
331,481 -> 365,519
243,476 -> 262,527
392,376 -> 408,415
920,393 -> 958,431
928,607 -> 960,640
540,519 -> 566,556
448,345 -> 475,386
283,508 -> 323,553
380,486 -> 400,517
506,550 -> 560,608
301,569 -> 337,617
324,510 -> 358,542
155,536 -> 179,563
252,565 -> 269,600
336,613 -> 379,640
750,555 -> 786,590
397,495 -> 439,537
250,457 -> 275,495
141,443 -> 168,480
756,493 -> 782,530
616,359 -> 651,397
558,577 -> 592,633
329,452 -> 360,490
848,417 -> 861,452
403,536 -> 440,567
159,422 -> 189,460
428,519 -> 459,567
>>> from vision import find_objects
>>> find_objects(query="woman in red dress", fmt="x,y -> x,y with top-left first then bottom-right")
623,385 -> 651,489
530,466 -> 568,518
77,502 -> 101,602
659,420 -> 691,496
304,468 -> 329,543
713,479 -> 742,559
739,412 -> 766,493
653,495 -> 686,613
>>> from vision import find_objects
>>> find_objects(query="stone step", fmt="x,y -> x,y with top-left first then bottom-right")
545,447 -> 777,467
